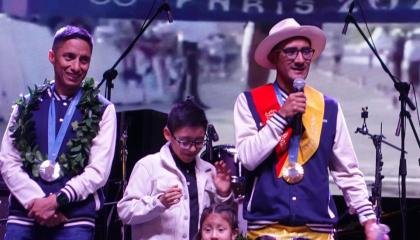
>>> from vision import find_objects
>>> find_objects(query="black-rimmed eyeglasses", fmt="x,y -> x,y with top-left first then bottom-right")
173,136 -> 207,150
281,47 -> 315,61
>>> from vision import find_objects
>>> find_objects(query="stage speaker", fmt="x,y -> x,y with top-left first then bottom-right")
96,109 -> 168,240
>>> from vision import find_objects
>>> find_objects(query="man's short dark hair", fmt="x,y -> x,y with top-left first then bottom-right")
52,25 -> 93,52
167,98 -> 208,133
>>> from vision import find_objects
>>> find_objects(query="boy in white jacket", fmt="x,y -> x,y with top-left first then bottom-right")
118,99 -> 232,240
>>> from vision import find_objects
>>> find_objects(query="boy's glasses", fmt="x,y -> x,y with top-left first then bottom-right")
173,137 -> 207,150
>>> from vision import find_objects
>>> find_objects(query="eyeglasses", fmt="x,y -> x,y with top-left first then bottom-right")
281,47 -> 315,60
173,136 -> 207,150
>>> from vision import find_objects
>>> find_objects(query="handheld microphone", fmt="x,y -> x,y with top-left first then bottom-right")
293,78 -> 305,135
342,1 -> 355,35
293,78 -> 305,93
163,0 -> 173,23
207,124 -> 219,142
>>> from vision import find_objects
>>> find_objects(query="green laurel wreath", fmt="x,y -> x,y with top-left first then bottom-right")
9,78 -> 103,178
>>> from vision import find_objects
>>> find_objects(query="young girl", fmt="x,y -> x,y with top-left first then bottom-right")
197,203 -> 239,240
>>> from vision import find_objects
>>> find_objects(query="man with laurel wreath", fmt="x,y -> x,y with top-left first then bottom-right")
0,25 -> 116,240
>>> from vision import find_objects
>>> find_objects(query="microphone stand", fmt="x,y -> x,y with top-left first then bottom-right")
119,128 -> 128,240
105,113 -> 128,240
206,128 -> 214,163
345,14 -> 420,240
98,3 -> 171,236
96,2 -> 173,100
355,107 -> 406,221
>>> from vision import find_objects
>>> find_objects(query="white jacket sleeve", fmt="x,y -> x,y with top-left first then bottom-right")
234,93 -> 288,171
329,104 -> 376,224
117,160 -> 166,225
60,104 -> 117,202
0,105 -> 45,208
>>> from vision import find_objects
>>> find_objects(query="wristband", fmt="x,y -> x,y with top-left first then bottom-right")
56,191 -> 69,209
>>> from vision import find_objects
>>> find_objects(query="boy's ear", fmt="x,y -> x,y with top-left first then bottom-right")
163,127 -> 171,141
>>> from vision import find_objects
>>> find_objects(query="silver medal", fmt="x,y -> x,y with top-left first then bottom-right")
39,160 -> 61,182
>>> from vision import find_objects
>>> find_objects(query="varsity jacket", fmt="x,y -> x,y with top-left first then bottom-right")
233,84 -> 375,232
0,86 -> 117,227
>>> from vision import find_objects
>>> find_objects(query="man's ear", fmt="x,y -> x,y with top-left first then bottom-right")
163,127 -> 171,141
48,49 -> 55,64
267,50 -> 278,65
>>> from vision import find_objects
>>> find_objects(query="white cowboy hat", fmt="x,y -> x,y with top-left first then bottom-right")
254,18 -> 326,69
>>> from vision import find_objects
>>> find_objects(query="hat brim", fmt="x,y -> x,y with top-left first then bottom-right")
254,26 -> 327,69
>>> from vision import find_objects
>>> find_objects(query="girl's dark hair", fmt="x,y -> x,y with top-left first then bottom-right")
196,203 -> 238,240
52,25 -> 93,52
167,98 -> 208,133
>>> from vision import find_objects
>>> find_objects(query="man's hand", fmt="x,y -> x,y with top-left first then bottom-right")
277,92 -> 306,119
28,194 -> 58,225
158,186 -> 183,208
212,161 -> 231,197
364,219 -> 390,240
44,212 -> 68,227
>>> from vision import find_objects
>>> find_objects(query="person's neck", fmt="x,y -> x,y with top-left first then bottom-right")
275,78 -> 293,94
55,84 -> 79,97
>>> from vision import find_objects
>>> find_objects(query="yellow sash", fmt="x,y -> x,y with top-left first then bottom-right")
285,85 -> 325,175
249,84 -> 324,177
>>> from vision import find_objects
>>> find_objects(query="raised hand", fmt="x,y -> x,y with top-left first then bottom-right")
212,161 -> 231,197
277,92 -> 306,119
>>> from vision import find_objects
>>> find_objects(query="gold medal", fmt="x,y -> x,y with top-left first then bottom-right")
282,162 -> 304,184
39,160 -> 61,182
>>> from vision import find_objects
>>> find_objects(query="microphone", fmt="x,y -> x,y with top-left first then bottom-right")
207,124 -> 219,142
163,0 -> 174,23
293,78 -> 305,135
293,78 -> 305,92
342,0 -> 355,35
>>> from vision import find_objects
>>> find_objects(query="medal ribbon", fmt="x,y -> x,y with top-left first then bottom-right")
48,86 -> 82,162
273,82 -> 301,166
246,83 -> 323,178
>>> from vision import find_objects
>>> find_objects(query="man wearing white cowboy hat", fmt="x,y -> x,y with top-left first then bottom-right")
233,18 -> 389,239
